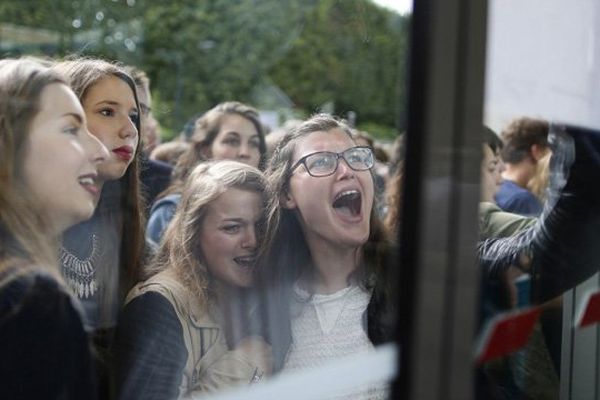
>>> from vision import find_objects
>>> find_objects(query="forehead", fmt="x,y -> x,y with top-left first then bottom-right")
218,113 -> 258,135
204,188 -> 262,220
36,83 -> 84,120
293,128 -> 355,160
83,75 -> 136,107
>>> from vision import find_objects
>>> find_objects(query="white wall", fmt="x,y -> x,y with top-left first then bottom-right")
484,0 -> 600,133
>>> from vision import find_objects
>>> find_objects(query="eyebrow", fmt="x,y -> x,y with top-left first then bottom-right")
61,112 -> 83,124
94,100 -> 138,112
221,217 -> 246,223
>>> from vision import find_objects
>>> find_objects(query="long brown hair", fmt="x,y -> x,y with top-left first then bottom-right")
54,57 -> 145,289
0,59 -> 66,271
261,114 -> 392,289
160,101 -> 267,200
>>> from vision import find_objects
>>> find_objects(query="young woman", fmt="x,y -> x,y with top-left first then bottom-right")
146,101 -> 266,249
53,58 -> 145,396
115,161 -> 271,399
0,59 -> 108,398
258,114 -> 395,399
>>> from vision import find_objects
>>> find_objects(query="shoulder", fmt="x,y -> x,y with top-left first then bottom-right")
479,201 -> 536,239
127,270 -> 213,326
150,194 -> 181,214
1,269 -> 67,310
495,181 -> 542,215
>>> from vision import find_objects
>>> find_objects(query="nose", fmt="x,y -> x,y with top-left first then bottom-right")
238,142 -> 250,160
119,114 -> 138,140
335,157 -> 355,180
241,226 -> 257,250
84,128 -> 109,164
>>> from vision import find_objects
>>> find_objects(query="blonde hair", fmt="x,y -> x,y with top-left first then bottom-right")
528,151 -> 551,202
0,59 -> 66,270
146,160 -> 268,305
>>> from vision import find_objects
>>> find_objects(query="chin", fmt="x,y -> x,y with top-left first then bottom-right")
99,165 -> 128,181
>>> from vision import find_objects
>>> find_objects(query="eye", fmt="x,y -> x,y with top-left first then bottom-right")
99,108 -> 114,117
221,224 -> 241,234
223,136 -> 241,146
129,112 -> 140,126
306,153 -> 334,171
62,125 -> 80,135
249,138 -> 260,149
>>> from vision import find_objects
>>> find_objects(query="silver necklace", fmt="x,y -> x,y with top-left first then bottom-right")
60,233 -> 100,299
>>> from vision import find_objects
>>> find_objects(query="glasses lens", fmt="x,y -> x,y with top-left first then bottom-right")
305,152 -> 337,176
344,147 -> 373,170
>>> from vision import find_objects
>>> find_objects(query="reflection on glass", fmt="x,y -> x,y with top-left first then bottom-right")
1,0 -> 409,399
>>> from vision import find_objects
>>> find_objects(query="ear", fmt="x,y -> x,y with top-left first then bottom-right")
280,191 -> 297,209
198,143 -> 212,159
530,144 -> 547,162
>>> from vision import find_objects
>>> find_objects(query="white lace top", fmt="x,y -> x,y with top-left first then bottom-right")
283,284 -> 388,399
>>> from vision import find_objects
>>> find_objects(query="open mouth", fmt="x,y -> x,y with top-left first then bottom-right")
234,255 -> 256,269
78,174 -> 99,196
332,190 -> 362,218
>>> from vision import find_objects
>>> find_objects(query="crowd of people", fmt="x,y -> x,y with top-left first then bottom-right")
1,55 -> 600,400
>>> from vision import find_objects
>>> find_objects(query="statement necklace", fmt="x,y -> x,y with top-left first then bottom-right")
60,233 -> 100,299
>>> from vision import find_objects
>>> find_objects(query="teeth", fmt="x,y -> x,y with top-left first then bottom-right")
79,177 -> 95,185
234,256 -> 255,268
334,189 -> 359,202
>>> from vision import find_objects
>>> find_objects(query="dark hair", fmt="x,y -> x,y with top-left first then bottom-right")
483,125 -> 503,155
500,117 -> 549,163
262,114 -> 391,283
159,101 -> 267,199
55,57 -> 145,290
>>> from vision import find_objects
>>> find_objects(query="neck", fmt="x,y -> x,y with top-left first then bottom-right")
502,161 -> 534,188
302,236 -> 361,295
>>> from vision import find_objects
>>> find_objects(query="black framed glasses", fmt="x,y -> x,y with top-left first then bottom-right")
290,146 -> 374,177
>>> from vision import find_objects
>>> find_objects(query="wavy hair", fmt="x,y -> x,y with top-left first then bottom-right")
145,160 -> 268,306
260,114 -> 392,293
160,102 -> 267,199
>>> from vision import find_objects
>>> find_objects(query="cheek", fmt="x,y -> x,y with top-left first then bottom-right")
86,118 -> 111,145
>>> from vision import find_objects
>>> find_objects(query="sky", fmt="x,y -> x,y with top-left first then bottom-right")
372,0 -> 413,14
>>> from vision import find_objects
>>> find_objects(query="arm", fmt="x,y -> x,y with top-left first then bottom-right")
479,202 -> 536,240
114,292 -> 187,400
0,272 -> 95,400
146,200 -> 178,249
479,124 -> 600,303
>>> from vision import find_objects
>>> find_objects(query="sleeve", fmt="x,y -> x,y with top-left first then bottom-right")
0,273 -> 96,400
479,202 -> 536,240
146,201 -> 178,249
114,292 -> 187,400
478,124 -> 600,303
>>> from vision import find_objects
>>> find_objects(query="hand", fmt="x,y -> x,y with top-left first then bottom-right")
234,336 -> 273,376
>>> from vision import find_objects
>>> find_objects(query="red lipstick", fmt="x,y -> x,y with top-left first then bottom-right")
113,145 -> 134,161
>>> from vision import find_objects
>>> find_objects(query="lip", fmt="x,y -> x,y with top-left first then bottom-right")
331,185 -> 364,223
112,145 -> 134,161
78,173 -> 100,196
233,255 -> 256,269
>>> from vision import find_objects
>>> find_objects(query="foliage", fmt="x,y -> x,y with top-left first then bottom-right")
0,0 -> 409,135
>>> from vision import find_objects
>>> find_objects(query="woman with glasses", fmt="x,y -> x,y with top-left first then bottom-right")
257,114 -> 395,399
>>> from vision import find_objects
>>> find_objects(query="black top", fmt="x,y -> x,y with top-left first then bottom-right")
114,292 -> 187,400
140,157 -> 173,215
0,269 -> 96,399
